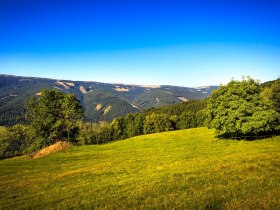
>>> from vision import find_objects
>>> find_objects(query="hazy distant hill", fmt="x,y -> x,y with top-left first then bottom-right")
0,74 -> 218,125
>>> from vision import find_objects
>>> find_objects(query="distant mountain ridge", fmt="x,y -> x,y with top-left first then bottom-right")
0,74 -> 218,126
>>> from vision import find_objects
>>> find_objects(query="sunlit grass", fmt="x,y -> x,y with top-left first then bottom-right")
0,126 -> 6,134
1,127 -> 280,209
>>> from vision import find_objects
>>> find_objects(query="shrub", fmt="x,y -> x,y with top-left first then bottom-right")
207,78 -> 280,137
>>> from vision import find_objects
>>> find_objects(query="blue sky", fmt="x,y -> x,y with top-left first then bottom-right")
0,0 -> 279,86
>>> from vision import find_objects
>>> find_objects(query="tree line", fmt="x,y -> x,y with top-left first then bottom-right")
77,100 -> 207,145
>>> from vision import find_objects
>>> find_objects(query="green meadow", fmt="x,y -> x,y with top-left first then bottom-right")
1,127 -> 280,209
0,126 -> 6,134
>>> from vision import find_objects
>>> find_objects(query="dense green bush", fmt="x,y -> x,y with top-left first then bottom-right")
207,78 -> 280,137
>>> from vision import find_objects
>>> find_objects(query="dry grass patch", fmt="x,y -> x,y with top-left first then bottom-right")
177,96 -> 189,102
95,103 -> 103,111
65,82 -> 75,87
55,81 -> 70,89
102,105 -> 112,115
79,86 -> 87,94
33,141 -> 72,159
114,87 -> 130,92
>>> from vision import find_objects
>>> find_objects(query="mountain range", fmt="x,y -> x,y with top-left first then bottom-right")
0,74 -> 218,126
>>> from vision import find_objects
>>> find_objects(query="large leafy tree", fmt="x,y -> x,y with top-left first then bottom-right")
207,78 -> 280,137
26,89 -> 83,144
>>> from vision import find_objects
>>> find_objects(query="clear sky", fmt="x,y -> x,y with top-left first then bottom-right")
0,0 -> 279,87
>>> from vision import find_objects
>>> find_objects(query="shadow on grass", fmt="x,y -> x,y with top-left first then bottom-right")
216,132 -> 279,141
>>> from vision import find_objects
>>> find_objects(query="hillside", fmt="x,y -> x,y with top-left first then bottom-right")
0,74 -> 218,125
1,128 -> 279,209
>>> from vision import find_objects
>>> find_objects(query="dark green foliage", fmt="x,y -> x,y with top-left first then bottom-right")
260,78 -> 280,112
195,110 -> 207,127
123,114 -> 144,138
178,111 -> 196,129
207,78 -> 280,137
271,79 -> 280,112
0,124 -> 34,158
110,117 -> 125,140
144,113 -> 174,134
26,90 -> 83,145
169,115 -> 180,129
61,94 -> 84,141
77,122 -> 112,145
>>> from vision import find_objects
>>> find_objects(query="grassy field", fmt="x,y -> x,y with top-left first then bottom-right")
1,128 -> 280,209
0,126 -> 6,134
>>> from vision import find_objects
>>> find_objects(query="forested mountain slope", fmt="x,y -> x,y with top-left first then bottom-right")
0,74 -> 218,125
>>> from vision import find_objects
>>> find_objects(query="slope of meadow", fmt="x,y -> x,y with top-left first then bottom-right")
0,128 -> 280,209
0,126 -> 6,133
